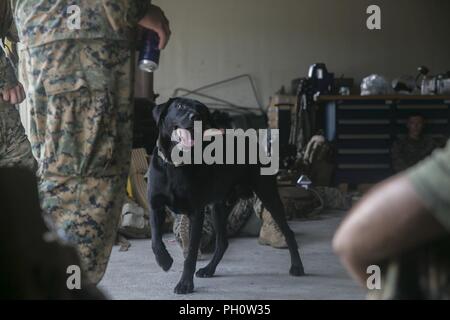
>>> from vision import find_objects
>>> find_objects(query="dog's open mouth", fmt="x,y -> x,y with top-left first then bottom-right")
172,127 -> 226,151
172,128 -> 195,150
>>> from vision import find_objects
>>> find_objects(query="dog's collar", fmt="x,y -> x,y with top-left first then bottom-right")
156,140 -> 186,167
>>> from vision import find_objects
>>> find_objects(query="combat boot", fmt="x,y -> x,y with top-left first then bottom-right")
258,209 -> 288,249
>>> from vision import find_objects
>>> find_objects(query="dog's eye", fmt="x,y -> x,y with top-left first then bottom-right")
177,104 -> 184,110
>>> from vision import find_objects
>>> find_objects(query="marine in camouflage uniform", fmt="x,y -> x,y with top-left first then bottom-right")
391,135 -> 437,173
391,115 -> 438,173
5,0 -> 153,284
0,1 -> 35,171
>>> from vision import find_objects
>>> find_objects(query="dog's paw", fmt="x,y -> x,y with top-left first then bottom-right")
289,264 -> 305,277
154,248 -> 173,272
174,279 -> 194,294
196,266 -> 215,278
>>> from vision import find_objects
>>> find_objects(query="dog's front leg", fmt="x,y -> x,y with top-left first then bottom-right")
150,206 -> 173,272
174,211 -> 204,294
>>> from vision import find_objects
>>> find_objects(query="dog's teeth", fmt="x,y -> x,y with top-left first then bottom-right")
204,129 -> 224,138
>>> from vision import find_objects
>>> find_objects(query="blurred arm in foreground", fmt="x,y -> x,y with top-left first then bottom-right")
333,141 -> 450,295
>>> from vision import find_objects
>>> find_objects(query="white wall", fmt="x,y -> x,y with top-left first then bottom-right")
153,0 -> 450,110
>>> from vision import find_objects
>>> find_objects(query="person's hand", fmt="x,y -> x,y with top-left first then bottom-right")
1,82 -> 26,105
138,5 -> 171,50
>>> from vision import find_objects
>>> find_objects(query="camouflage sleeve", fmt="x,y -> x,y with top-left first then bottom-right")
0,44 -> 18,91
407,139 -> 450,232
0,0 -> 18,91
127,1 -> 152,26
391,140 -> 407,173
102,1 -> 152,30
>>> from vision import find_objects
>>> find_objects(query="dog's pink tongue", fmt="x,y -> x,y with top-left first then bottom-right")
177,129 -> 194,148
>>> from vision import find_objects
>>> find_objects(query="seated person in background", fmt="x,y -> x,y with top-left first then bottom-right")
391,114 -> 437,173
333,139 -> 450,299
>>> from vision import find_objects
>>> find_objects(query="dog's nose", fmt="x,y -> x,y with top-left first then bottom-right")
189,113 -> 200,121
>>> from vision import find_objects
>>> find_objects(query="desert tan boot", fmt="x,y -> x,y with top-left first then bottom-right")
258,209 -> 288,249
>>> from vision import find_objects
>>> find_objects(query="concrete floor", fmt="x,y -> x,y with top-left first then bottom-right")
99,210 -> 365,300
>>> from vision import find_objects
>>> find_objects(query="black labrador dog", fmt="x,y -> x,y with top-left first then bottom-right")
147,97 -> 304,294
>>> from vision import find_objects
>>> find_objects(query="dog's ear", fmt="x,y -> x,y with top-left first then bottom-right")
153,98 -> 175,125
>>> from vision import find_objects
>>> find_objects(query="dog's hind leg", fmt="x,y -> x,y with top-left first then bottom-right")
253,176 -> 305,276
196,203 -> 230,278
175,211 -> 205,294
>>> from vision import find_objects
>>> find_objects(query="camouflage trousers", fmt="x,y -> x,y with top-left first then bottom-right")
0,103 -> 36,171
22,40 -> 135,284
